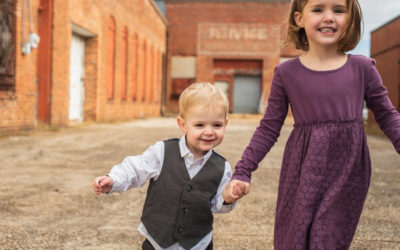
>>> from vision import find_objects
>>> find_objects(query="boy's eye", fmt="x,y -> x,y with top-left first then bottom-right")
194,124 -> 204,127
312,8 -> 322,12
213,123 -> 223,128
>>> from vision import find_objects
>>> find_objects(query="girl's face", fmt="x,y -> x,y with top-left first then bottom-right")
294,0 -> 348,51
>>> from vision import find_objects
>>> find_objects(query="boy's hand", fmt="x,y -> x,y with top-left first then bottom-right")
222,179 -> 250,204
93,176 -> 113,195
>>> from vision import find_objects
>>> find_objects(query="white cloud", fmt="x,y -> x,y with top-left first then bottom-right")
350,0 -> 400,57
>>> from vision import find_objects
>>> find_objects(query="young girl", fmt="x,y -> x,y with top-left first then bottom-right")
223,0 -> 400,249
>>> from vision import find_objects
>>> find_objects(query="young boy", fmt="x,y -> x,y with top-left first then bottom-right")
93,82 -> 234,250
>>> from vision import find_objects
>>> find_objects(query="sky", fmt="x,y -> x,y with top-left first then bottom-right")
349,0 -> 400,57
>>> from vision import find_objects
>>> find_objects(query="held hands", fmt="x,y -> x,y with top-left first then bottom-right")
222,179 -> 250,204
92,176 -> 113,195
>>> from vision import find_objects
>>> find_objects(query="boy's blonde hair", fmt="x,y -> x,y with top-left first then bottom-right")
284,0 -> 363,53
178,82 -> 229,118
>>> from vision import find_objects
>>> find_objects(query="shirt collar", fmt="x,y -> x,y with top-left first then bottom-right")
179,135 -> 213,163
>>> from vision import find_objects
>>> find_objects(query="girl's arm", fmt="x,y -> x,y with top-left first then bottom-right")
365,60 -> 400,154
211,161 -> 236,214
107,141 -> 165,193
233,67 -> 289,183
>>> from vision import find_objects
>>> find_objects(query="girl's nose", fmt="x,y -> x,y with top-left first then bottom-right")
322,10 -> 334,22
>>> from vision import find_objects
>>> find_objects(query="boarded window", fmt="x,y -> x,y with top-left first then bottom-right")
131,33 -> 138,101
121,26 -> 128,101
171,56 -> 196,78
140,40 -> 147,102
155,49 -> 161,103
107,16 -> 116,100
0,0 -> 16,91
148,45 -> 154,102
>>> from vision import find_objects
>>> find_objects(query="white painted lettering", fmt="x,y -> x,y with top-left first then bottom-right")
208,26 -> 268,40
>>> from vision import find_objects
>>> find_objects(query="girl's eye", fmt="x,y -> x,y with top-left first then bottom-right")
312,8 -> 322,12
194,124 -> 204,127
213,124 -> 223,128
334,8 -> 346,13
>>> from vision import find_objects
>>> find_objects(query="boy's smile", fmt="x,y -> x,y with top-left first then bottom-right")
177,105 -> 228,160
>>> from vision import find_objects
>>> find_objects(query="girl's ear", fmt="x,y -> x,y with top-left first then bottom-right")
294,11 -> 304,27
177,116 -> 187,134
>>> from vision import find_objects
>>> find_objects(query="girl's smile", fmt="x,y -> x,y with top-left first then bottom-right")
294,0 -> 348,51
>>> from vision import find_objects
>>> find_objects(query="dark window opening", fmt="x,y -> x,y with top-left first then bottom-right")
0,0 -> 16,91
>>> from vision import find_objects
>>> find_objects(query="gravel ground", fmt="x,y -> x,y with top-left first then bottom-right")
0,117 -> 399,249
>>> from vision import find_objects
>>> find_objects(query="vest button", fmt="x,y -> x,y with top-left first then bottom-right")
186,185 -> 192,192
182,207 -> 189,214
177,227 -> 183,233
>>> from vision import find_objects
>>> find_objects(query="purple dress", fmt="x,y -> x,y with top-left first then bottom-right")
232,55 -> 400,250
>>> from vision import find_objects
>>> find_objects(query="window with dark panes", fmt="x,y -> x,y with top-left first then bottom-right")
0,0 -> 16,91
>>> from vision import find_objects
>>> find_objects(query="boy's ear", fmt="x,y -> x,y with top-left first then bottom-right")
224,118 -> 229,128
294,11 -> 304,27
177,116 -> 187,134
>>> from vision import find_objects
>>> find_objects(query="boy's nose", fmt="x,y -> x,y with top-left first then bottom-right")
204,127 -> 214,135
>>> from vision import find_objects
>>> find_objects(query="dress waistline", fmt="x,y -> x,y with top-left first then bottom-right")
293,119 -> 364,128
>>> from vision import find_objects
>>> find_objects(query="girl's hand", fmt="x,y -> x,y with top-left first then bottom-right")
93,176 -> 113,194
222,179 -> 250,204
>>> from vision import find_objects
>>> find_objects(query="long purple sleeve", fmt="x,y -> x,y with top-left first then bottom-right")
232,68 -> 288,183
232,55 -> 400,184
365,60 -> 400,153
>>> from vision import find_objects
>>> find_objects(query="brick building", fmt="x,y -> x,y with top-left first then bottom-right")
0,0 -> 166,131
368,15 -> 400,128
160,0 -> 300,114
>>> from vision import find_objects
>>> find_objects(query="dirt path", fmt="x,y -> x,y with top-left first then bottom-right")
0,117 -> 399,249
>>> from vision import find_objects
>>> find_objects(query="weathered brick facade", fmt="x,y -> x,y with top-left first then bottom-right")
163,0 -> 301,113
0,0 -> 39,131
0,0 -> 166,131
369,16 -> 400,128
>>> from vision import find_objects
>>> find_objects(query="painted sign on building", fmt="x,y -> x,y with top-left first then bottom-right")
197,23 -> 280,55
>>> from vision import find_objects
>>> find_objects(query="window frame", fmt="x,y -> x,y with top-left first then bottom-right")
0,0 -> 17,92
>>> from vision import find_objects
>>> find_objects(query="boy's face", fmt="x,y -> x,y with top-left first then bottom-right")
177,105 -> 228,159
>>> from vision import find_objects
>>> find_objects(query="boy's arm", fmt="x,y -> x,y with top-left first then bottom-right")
222,180 -> 250,204
211,161 -> 236,214
93,175 -> 113,194
107,141 -> 165,193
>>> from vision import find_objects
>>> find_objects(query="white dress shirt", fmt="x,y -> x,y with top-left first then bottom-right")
108,136 -> 235,250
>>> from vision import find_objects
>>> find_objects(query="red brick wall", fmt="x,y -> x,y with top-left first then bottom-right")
0,0 -> 167,132
0,0 -> 40,132
60,0 -> 167,123
51,0 -> 71,126
369,17 -> 400,128
166,1 -> 292,55
164,0 -> 300,112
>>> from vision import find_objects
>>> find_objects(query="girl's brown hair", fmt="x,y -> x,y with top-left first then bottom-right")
284,0 -> 363,52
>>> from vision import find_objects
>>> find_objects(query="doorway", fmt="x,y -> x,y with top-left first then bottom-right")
69,34 -> 86,122
214,80 -> 229,100
36,0 -> 52,123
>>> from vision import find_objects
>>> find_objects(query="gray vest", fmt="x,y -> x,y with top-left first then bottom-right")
141,138 -> 225,249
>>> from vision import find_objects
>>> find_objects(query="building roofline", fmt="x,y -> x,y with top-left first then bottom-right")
371,15 -> 400,34
150,0 -> 168,26
162,0 -> 290,2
